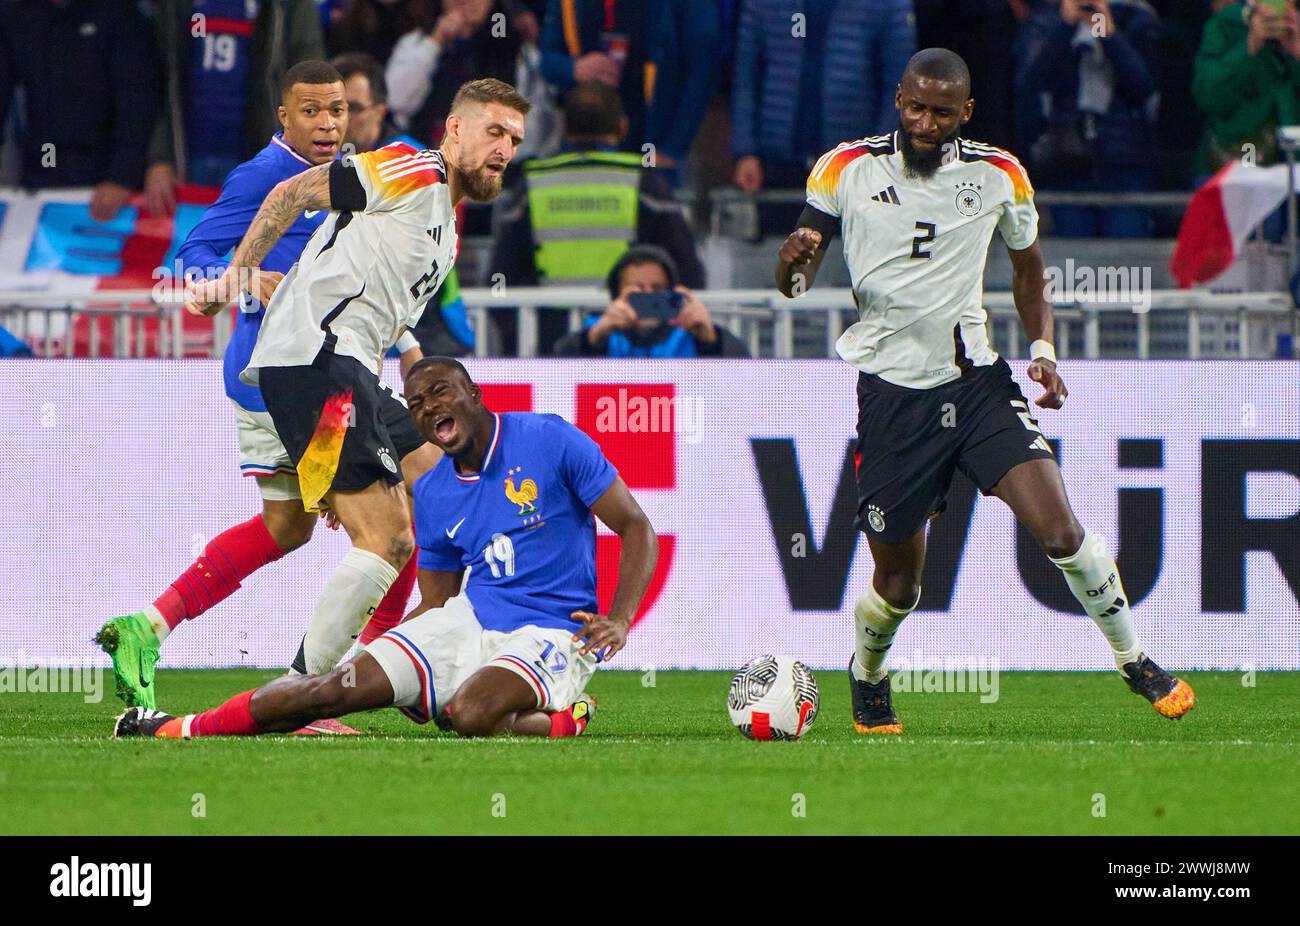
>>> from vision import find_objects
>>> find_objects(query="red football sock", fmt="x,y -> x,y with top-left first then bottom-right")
153,514 -> 286,630
549,710 -> 578,738
358,529 -> 418,645
186,689 -> 264,737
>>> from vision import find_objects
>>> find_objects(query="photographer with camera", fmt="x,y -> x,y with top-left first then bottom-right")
1016,0 -> 1161,237
1194,0 -> 1300,174
554,246 -> 749,358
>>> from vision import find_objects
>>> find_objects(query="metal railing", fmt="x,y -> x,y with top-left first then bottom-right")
1,287 -> 1292,360
705,188 -> 1195,238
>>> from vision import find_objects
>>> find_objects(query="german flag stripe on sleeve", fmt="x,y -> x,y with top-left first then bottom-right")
961,141 -> 1034,204
807,135 -> 892,203
357,144 -> 444,200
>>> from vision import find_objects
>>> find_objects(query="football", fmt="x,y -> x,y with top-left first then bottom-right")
727,655 -> 820,740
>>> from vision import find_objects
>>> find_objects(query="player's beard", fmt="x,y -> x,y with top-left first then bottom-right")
898,120 -> 957,181
456,163 -> 504,202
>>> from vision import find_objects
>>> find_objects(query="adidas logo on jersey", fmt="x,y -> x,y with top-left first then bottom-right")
870,186 -> 901,205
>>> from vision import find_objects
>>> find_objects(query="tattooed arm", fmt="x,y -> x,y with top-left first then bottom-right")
184,164 -> 332,317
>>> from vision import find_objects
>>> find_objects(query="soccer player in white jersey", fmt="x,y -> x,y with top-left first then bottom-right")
776,49 -> 1194,733
184,78 -> 530,682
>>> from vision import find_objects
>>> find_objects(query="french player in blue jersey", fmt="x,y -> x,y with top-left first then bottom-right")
97,61 -> 432,718
115,357 -> 660,740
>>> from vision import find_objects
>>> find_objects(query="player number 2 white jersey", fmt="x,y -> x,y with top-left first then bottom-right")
242,143 -> 457,384
806,132 -> 1038,390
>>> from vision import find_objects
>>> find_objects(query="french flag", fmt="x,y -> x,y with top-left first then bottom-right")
1170,161 -> 1299,288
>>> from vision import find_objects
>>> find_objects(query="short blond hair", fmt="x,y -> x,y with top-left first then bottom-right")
449,78 -> 532,117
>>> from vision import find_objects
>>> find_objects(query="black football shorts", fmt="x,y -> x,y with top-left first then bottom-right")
854,357 -> 1057,544
259,349 -> 425,511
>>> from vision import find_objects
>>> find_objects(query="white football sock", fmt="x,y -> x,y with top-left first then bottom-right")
143,604 -> 169,644
302,548 -> 399,675
852,582 -> 917,684
1049,529 -> 1142,670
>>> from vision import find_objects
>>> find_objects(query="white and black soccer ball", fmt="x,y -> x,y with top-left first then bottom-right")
727,655 -> 819,741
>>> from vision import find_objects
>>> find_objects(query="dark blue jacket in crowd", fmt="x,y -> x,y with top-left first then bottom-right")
1016,1 -> 1161,172
0,0 -> 161,189
730,0 -> 916,162
540,0 -> 721,163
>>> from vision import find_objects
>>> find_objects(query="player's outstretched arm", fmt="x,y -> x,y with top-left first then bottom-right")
775,228 -> 827,298
184,164 -> 333,316
574,477 -> 658,661
1008,239 -> 1067,410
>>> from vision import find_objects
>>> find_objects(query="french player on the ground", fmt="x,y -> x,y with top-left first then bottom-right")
114,357 -> 660,740
775,49 -> 1194,734
95,62 -> 427,719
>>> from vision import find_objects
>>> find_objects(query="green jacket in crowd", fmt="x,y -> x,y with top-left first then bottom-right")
1193,2 -> 1300,173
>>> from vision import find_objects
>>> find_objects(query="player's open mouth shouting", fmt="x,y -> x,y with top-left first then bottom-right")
407,378 -> 471,455
311,136 -> 340,158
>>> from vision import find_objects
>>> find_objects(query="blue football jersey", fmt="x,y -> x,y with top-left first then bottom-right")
175,133 -> 329,411
413,413 -> 619,633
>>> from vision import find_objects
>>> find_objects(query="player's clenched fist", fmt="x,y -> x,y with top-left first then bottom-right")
572,610 -> 631,662
184,268 -> 239,317
778,227 -> 822,266
1028,358 -> 1068,410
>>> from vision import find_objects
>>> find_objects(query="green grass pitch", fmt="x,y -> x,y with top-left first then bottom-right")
1,669 -> 1297,835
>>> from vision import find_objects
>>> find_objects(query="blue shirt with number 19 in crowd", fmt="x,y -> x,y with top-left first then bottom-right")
413,412 -> 619,634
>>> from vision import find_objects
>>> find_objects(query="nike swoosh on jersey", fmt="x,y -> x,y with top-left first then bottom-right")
446,517 -> 467,539
305,210 -> 321,218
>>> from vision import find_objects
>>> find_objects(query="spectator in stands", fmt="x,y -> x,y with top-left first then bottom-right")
332,52 -> 421,150
730,0 -> 915,193
328,0 -> 437,63
0,0 -> 161,221
491,81 -> 705,290
554,245 -> 748,357
640,0 -> 724,186
142,0 -> 325,215
538,0 -> 655,153
385,0 -> 530,146
332,52 -> 475,357
1017,0 -> 1162,237
1193,0 -> 1300,174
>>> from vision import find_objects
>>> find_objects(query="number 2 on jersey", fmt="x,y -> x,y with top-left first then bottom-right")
483,533 -> 515,578
911,222 -> 937,259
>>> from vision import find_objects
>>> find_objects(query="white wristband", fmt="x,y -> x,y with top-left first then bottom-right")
395,330 -> 420,353
1029,339 -> 1056,364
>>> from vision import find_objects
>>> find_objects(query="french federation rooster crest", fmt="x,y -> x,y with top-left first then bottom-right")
504,468 -> 539,515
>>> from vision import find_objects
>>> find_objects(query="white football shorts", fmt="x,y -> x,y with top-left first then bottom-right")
233,401 -> 301,501
366,594 -> 599,724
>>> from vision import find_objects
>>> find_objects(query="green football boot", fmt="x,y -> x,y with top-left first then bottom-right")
94,612 -> 160,709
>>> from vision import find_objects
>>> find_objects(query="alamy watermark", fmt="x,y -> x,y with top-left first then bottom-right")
889,650 -> 1000,703
0,650 -> 104,703
592,387 -> 705,444
1044,260 -> 1154,314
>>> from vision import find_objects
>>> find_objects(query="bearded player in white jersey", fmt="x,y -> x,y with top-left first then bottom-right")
179,78 -> 529,688
776,49 -> 1194,733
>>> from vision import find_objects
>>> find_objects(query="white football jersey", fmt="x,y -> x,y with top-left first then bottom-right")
806,132 -> 1038,389
242,143 -> 457,384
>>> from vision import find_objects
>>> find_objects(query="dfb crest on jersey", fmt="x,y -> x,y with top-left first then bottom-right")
955,180 -> 982,217
378,448 -> 398,473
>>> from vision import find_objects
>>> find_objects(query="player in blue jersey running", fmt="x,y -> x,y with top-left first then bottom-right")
96,61 -> 432,715
114,357 -> 660,739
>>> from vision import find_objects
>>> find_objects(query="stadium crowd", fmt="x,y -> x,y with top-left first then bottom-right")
0,0 -> 1297,356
